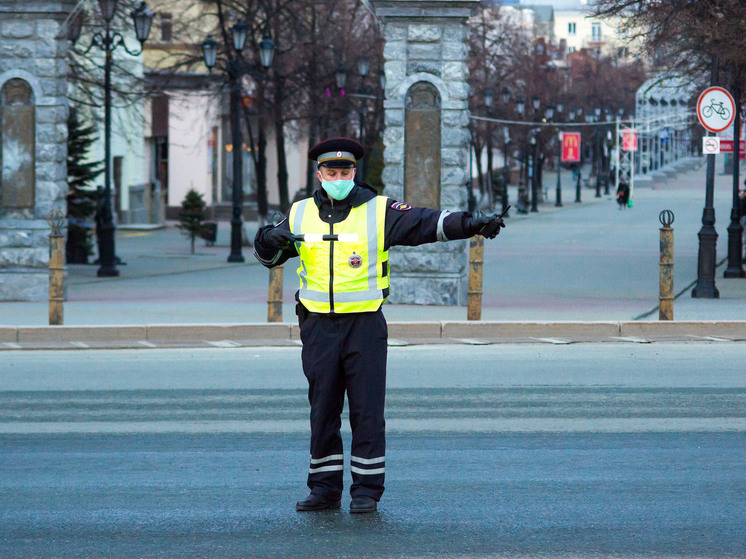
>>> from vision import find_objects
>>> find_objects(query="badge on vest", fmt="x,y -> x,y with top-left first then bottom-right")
391,202 -> 412,211
348,252 -> 363,268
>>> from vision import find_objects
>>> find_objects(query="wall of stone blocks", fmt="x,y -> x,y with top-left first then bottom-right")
379,13 -> 474,306
0,1 -> 75,301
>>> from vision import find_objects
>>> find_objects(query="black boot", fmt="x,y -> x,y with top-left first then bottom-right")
349,496 -> 377,513
296,493 -> 341,512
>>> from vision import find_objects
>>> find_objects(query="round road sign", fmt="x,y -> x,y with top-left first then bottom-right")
697,87 -> 736,133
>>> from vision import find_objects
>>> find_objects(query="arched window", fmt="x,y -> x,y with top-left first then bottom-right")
1,78 -> 36,210
404,81 -> 441,208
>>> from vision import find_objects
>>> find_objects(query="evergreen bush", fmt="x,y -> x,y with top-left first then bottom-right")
178,189 -> 207,254
66,107 -> 103,264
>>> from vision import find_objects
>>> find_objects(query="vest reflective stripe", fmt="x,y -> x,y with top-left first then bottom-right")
292,199 -> 310,292
289,196 -> 389,313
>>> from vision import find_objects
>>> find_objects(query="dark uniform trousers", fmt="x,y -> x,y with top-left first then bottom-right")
298,304 -> 388,502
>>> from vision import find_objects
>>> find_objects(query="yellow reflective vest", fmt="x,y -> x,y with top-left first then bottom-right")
289,195 -> 389,313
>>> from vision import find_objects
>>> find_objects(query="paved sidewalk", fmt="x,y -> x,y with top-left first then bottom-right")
1,160 -> 745,348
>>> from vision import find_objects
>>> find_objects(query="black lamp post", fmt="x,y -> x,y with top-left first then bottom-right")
530,96 -> 540,212
529,132 -> 538,212
500,88 -> 511,215
70,0 -> 154,277
502,126 -> 511,215
594,107 -> 602,198
483,88 -> 496,209
516,98 -> 529,213
725,81 -> 745,278
604,129 -> 613,195
201,21 -> 275,262
555,103 -> 563,207
356,54 -> 370,180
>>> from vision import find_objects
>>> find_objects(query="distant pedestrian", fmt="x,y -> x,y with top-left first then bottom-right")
253,137 -> 506,514
616,177 -> 630,210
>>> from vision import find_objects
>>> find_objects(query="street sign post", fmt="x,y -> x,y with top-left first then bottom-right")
697,87 -> 736,133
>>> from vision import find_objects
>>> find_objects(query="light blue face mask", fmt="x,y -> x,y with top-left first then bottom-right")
322,178 -> 355,200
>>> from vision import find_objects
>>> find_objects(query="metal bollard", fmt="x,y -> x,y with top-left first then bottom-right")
267,265 -> 284,322
467,235 -> 484,321
659,210 -> 675,321
47,209 -> 65,326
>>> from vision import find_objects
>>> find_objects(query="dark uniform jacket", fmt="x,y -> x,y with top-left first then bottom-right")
254,183 -> 479,271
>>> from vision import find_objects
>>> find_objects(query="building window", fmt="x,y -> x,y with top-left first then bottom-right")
568,22 -> 576,35
568,46 -> 576,54
160,13 -> 172,42
591,22 -> 602,42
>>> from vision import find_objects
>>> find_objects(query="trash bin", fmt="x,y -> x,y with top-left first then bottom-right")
199,221 -> 218,246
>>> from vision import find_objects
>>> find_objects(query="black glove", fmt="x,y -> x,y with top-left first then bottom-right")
262,227 -> 295,250
470,213 -> 506,239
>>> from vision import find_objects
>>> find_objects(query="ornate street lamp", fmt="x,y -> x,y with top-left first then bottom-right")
501,87 -> 510,105
231,21 -> 248,51
358,53 -> 370,77
98,0 -> 116,22
72,0 -> 154,277
484,88 -> 494,108
335,66 -> 347,90
201,36 -> 218,69
131,2 -> 154,44
201,21 -> 275,262
259,35 -> 275,68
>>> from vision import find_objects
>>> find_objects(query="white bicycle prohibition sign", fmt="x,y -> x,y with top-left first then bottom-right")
697,87 -> 736,133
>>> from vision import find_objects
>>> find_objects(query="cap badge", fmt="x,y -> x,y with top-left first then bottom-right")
348,252 -> 363,268
336,151 -> 342,157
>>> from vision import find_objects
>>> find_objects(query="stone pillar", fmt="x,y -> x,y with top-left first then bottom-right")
0,1 -> 76,301
372,0 -> 478,305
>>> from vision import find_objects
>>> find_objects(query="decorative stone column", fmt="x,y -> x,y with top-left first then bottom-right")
0,0 -> 76,301
371,0 -> 478,305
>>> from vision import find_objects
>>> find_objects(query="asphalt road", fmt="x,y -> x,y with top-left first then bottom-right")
1,344 -> 744,558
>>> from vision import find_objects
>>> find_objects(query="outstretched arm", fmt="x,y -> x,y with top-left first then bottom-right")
384,200 -> 506,250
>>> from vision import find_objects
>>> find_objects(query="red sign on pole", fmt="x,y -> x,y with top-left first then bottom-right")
622,129 -> 638,151
561,132 -> 581,162
718,139 -> 745,159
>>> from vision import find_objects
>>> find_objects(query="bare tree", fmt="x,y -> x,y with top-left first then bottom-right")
468,1 -> 528,209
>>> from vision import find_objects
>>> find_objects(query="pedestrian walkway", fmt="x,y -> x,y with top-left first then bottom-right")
1,161 -> 745,347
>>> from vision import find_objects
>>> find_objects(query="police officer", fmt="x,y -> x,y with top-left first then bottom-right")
253,138 -> 505,514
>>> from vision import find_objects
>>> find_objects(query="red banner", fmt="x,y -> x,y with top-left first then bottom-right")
622,130 -> 638,152
561,132 -> 581,162
719,139 -> 745,159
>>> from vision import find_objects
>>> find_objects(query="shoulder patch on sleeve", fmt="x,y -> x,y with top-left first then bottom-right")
391,202 -> 412,211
